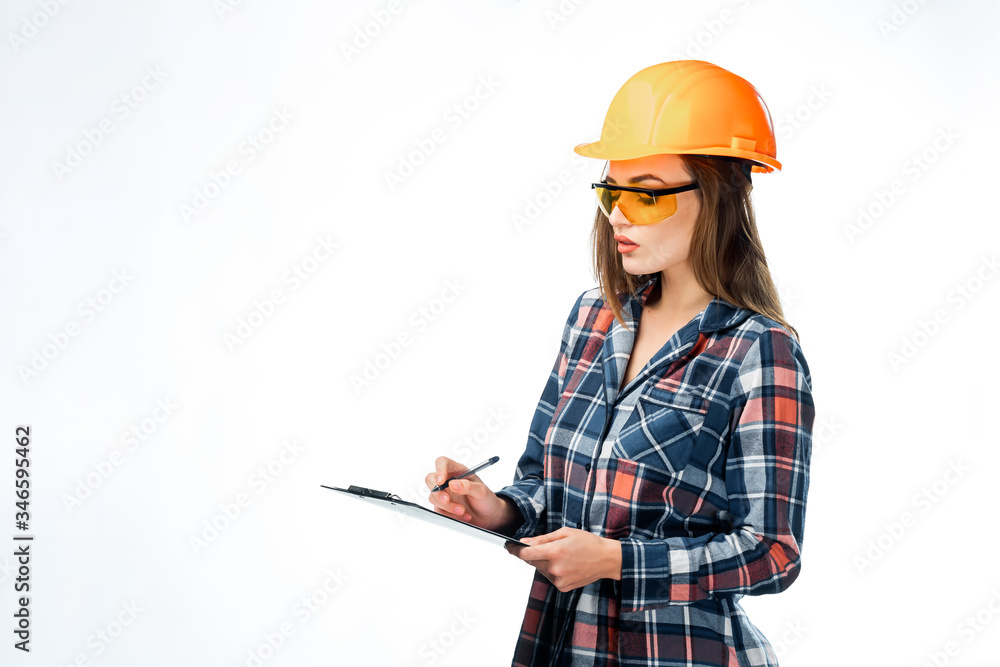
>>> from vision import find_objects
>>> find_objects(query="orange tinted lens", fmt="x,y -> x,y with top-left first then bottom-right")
596,186 -> 678,224
621,190 -> 678,224
595,186 -> 618,218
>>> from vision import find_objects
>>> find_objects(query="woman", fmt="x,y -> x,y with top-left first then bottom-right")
426,60 -> 815,666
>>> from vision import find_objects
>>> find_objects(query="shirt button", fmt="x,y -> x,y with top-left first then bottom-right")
585,463 -> 591,472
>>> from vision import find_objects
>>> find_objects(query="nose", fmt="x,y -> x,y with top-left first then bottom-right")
607,204 -> 633,230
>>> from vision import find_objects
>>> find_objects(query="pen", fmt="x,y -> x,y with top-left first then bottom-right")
431,456 -> 499,492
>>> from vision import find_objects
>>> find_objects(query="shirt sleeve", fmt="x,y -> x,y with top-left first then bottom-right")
617,327 -> 815,612
495,291 -> 584,542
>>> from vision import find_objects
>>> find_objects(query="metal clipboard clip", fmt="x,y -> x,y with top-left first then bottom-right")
347,485 -> 403,501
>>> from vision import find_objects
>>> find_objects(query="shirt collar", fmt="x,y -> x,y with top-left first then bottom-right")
627,273 -> 752,334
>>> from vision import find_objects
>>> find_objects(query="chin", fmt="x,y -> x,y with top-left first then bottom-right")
621,262 -> 652,276
620,255 -> 648,269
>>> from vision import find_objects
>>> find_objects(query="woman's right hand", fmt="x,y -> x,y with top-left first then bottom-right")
425,455 -> 519,533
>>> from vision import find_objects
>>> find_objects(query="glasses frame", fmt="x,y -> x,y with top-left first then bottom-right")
590,181 -> 701,197
590,180 -> 701,223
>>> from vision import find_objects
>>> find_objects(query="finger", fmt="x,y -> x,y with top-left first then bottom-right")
530,528 -> 571,545
430,501 -> 469,518
427,488 -> 463,515
516,545 -> 550,562
434,456 -> 470,488
532,563 -> 554,582
427,491 -> 446,511
443,478 -> 482,498
434,456 -> 455,487
439,458 -> 486,483
424,472 -> 438,491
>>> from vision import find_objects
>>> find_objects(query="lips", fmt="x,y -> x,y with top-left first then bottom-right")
614,234 -> 637,246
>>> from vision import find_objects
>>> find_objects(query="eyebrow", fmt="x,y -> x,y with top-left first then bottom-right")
605,173 -> 670,186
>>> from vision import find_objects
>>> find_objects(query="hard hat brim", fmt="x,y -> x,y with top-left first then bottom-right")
573,141 -> 781,173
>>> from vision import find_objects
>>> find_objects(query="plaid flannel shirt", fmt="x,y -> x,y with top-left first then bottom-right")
497,273 -> 814,666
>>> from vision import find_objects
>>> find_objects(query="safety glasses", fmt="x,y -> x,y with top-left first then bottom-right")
591,180 -> 700,225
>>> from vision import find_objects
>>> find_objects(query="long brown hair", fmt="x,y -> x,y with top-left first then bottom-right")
589,155 -> 799,341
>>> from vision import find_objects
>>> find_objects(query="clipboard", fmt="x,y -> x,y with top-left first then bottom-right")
321,484 -> 529,549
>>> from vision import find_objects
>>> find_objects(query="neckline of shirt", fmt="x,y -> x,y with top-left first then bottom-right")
629,273 -> 751,335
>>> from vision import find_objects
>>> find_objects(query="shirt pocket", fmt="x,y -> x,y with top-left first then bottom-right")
611,385 -> 711,475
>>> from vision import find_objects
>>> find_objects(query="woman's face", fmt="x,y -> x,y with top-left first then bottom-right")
605,153 -> 701,276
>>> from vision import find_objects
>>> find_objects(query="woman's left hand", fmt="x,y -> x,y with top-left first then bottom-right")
506,527 -> 622,593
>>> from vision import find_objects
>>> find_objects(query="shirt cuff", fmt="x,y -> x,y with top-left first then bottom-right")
619,537 -> 674,612
495,485 -> 543,541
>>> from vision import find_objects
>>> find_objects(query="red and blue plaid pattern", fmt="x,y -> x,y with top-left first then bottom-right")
497,273 -> 815,666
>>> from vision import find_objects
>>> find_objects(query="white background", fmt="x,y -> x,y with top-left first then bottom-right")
2,0 -> 999,665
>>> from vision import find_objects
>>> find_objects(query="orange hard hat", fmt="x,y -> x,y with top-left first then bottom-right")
573,60 -> 781,175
